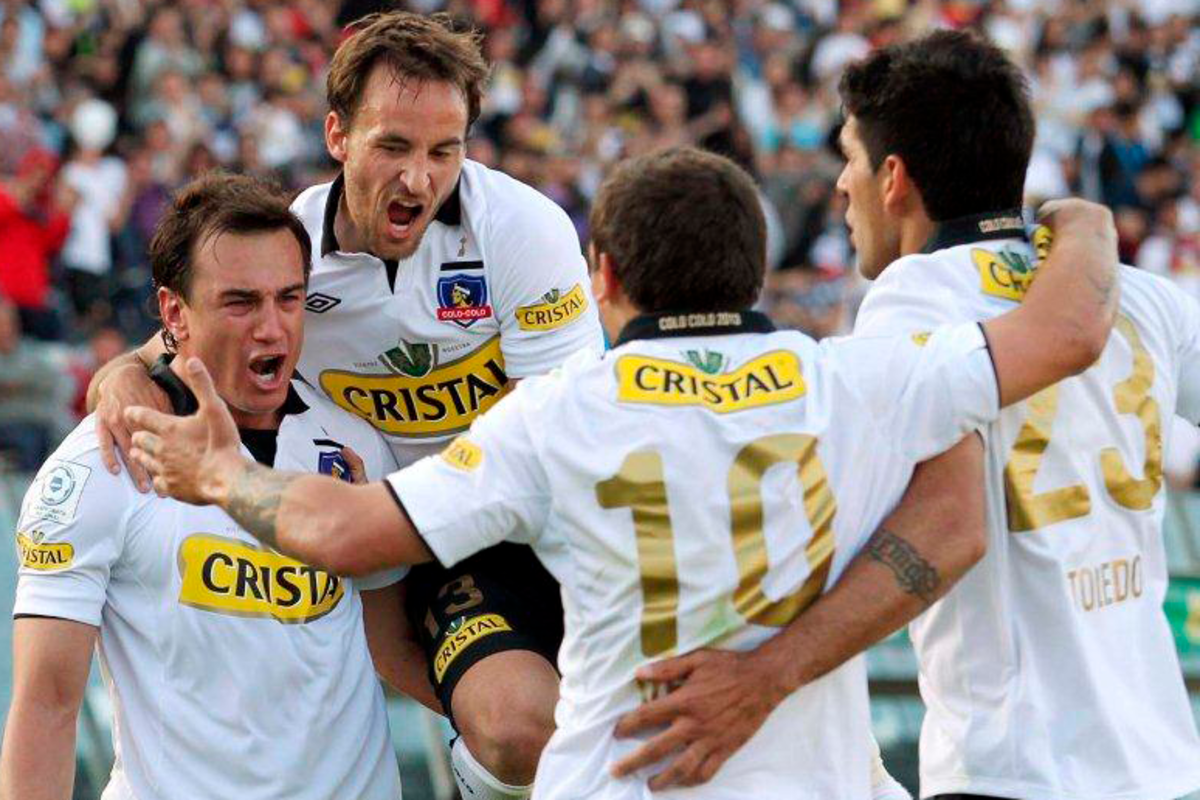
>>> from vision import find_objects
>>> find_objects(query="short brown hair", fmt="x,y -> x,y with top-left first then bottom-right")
327,11 -> 488,129
590,147 -> 766,313
149,172 -> 312,302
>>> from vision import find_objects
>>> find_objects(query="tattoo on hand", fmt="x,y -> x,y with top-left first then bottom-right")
225,464 -> 300,550
866,528 -> 941,605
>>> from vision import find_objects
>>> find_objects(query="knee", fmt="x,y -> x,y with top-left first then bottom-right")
457,691 -> 555,784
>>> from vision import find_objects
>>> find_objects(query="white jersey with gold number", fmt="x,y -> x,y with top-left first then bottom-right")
387,311 -> 1000,799
291,159 -> 603,468
855,217 -> 1200,800
13,380 -> 403,800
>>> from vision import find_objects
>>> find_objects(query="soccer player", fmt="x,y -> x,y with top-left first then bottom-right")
124,146 -> 1117,798
618,31 -> 1200,800
0,174 -> 403,799
87,12 -> 602,797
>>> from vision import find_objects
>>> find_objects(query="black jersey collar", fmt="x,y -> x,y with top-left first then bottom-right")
149,354 -> 309,418
613,310 -> 775,347
320,172 -> 463,259
922,209 -> 1028,254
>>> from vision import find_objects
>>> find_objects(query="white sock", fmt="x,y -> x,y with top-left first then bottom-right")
450,736 -> 533,800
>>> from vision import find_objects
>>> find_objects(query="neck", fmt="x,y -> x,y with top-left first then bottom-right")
898,212 -> 936,258
333,192 -> 368,256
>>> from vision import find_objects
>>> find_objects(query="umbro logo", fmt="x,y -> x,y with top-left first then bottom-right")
305,292 -> 341,313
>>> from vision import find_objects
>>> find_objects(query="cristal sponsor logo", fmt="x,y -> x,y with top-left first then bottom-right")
441,437 -> 483,472
433,613 -> 512,682
974,247 -> 1037,302
16,531 -> 73,571
911,332 -> 931,347
515,284 -> 588,331
177,534 -> 344,623
320,337 -> 508,437
616,350 -> 806,413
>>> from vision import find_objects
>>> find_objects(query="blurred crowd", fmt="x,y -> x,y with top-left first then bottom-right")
0,0 -> 1198,471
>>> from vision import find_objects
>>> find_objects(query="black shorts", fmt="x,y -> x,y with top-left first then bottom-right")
404,541 -> 563,724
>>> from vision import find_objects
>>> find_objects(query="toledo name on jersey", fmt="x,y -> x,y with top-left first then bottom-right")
292,159 -> 602,467
855,213 -> 1200,800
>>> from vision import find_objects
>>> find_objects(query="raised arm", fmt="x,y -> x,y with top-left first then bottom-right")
0,618 -> 97,800
125,358 -> 433,575
982,199 -> 1119,407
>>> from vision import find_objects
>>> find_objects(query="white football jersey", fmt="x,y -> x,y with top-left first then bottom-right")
855,215 -> 1200,800
387,310 -> 1000,799
291,159 -> 603,468
13,380 -> 403,800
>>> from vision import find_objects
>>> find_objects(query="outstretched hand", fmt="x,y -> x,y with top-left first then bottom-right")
124,358 -> 246,505
610,648 -> 784,790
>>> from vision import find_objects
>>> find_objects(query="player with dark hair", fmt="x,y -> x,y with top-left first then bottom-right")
87,12 -> 602,799
123,145 -> 1117,798
1,173 -> 404,800
616,30 -> 1200,800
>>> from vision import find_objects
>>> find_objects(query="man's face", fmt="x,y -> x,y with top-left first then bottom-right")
836,116 -> 899,279
170,229 -> 306,429
328,65 -> 468,261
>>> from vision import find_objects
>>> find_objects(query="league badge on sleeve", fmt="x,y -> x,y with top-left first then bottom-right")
436,274 -> 493,328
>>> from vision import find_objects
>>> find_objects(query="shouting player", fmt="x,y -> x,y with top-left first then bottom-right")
123,146 -> 1117,798
87,12 -> 602,798
0,175 -> 403,799
620,30 -> 1200,800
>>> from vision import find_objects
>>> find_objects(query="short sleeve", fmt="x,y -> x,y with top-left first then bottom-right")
854,255 -> 972,337
1173,289 -> 1200,425
385,382 -> 551,568
486,186 -> 604,377
13,453 -> 131,626
829,323 -> 1000,463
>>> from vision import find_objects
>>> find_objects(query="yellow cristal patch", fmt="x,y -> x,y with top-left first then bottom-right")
516,284 -> 588,331
320,337 -> 507,438
616,350 -> 806,413
177,534 -> 344,624
974,248 -> 1034,302
912,332 -> 931,347
441,437 -> 483,472
433,613 -> 512,682
16,533 -> 73,571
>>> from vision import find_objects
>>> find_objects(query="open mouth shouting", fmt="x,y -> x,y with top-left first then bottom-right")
248,353 -> 288,392
386,199 -> 425,240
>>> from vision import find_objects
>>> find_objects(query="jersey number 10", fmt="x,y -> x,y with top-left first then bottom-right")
597,433 -> 836,658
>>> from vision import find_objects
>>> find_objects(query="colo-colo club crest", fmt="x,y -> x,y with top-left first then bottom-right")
436,274 -> 492,328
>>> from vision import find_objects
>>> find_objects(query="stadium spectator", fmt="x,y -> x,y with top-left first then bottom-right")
0,297 -> 71,472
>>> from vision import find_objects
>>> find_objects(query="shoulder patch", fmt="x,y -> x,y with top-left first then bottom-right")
516,284 -> 588,332
23,460 -> 92,526
16,530 -> 74,571
441,437 -> 483,472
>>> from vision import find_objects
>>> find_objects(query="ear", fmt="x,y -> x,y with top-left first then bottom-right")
881,154 -> 920,216
590,247 -> 624,308
159,287 -> 188,346
325,111 -> 348,164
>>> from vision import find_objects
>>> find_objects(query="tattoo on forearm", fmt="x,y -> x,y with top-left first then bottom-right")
225,464 -> 301,550
865,528 -> 941,605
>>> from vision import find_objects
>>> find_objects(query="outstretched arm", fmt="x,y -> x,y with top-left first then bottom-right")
126,358 -> 433,575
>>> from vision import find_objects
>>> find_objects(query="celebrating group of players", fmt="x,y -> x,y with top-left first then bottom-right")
3,10 -> 1199,800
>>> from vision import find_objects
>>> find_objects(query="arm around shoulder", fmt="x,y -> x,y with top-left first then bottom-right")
982,199 -> 1119,407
